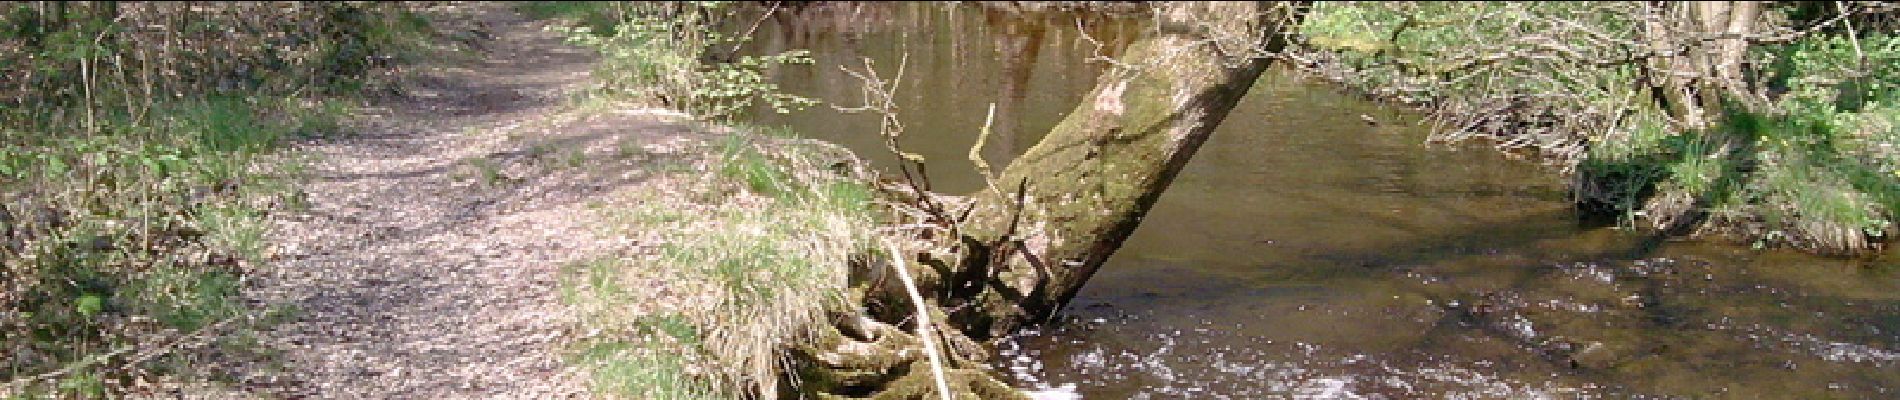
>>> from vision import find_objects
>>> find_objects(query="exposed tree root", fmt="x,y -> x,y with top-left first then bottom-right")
792,308 -> 1026,400
779,3 -> 1311,397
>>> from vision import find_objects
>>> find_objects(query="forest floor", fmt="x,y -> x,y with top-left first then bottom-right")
190,4 -> 708,399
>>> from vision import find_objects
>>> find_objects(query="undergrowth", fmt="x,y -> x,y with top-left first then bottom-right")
1,2 -> 430,397
1297,2 -> 1900,254
0,96 -> 342,397
1574,33 -> 1900,254
548,1 -> 818,120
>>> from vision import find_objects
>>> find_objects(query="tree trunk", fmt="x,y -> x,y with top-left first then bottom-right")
1629,1 -> 1765,233
937,1 -> 1309,338
1642,1 -> 1763,131
799,3 -> 1309,398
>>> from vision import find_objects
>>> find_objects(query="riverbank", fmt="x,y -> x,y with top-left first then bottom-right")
509,2 -> 893,398
1291,2 -> 1899,255
515,2 -> 1898,398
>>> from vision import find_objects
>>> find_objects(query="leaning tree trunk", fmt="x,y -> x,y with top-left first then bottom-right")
939,1 -> 1309,339
1641,0 -> 1763,132
797,3 -> 1308,398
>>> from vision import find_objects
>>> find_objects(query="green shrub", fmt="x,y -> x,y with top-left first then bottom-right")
1298,2 -> 1899,253
551,2 -> 817,119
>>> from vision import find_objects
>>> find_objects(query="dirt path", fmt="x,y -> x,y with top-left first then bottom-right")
220,4 -> 696,399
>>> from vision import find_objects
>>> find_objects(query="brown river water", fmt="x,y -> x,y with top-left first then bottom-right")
739,3 -> 1900,398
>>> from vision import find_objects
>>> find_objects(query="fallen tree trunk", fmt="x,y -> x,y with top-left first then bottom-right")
798,2 -> 1310,398
940,1 -> 1309,339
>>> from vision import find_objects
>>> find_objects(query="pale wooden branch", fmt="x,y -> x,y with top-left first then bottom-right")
880,239 -> 954,400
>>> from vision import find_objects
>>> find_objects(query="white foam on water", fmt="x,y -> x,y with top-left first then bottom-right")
1022,383 -> 1081,400
999,323 -> 1591,399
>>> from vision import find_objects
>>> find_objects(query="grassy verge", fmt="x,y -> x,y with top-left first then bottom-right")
0,96 -> 344,398
1296,3 -> 1899,254
562,128 -> 875,398
0,2 -> 432,397
525,1 -> 874,395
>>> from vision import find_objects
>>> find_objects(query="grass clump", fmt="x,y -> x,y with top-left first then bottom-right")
1576,33 -> 1900,253
563,128 -> 876,399
579,340 -> 718,400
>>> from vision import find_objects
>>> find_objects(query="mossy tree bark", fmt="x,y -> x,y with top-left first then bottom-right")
936,1 -> 1309,339
1630,1 -> 1765,233
1641,0 -> 1764,131
801,3 -> 1309,398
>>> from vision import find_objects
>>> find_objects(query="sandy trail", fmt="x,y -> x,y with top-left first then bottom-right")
225,4 -> 696,399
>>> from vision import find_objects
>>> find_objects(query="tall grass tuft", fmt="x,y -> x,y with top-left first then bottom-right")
565,128 -> 875,399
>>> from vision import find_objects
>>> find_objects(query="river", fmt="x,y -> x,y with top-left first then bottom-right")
740,3 -> 1900,398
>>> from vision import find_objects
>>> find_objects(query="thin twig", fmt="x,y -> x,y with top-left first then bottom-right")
967,102 -> 1000,194
727,1 -> 782,56
834,55 -> 954,225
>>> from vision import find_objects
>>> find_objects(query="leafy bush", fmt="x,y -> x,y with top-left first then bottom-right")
1730,34 -> 1900,250
516,1 -> 625,35
553,2 -> 817,119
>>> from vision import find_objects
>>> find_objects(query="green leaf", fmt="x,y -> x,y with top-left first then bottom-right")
76,295 -> 104,318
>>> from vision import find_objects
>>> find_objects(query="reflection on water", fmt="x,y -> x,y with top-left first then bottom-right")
748,2 -> 1138,194
742,3 -> 1900,398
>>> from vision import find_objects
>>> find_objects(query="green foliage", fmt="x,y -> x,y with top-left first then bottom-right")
0,2 -> 424,394
465,157 -> 508,187
560,260 -> 717,399
1,96 -> 295,394
1730,34 -> 1900,247
0,2 -> 429,111
197,203 -> 267,263
1301,2 -> 1900,252
516,1 -> 625,35
1301,2 -> 1645,105
695,49 -> 819,117
124,268 -> 242,332
551,2 -> 817,119
177,97 -> 283,154
290,99 -> 354,140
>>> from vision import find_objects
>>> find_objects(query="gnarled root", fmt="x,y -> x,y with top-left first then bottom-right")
792,309 -> 1026,399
